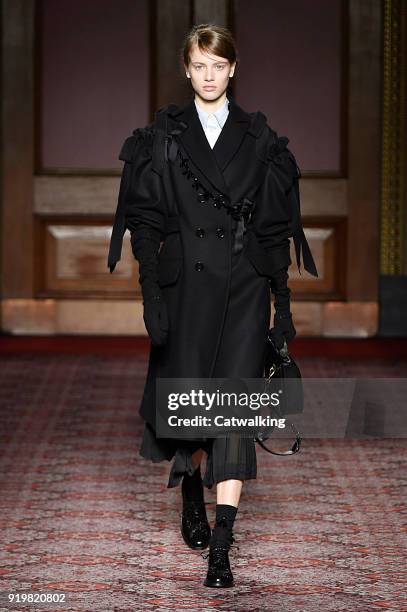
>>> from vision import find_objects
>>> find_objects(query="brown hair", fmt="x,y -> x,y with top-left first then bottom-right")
181,23 -> 239,70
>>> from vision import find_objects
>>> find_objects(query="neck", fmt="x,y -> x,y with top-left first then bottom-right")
194,91 -> 228,114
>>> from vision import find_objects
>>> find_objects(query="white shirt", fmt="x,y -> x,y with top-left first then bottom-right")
194,97 -> 229,149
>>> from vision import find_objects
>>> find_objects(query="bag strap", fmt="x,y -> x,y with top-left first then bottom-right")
255,432 -> 301,455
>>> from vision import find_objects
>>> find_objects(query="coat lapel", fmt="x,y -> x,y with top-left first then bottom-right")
168,94 -> 251,198
212,96 -> 251,171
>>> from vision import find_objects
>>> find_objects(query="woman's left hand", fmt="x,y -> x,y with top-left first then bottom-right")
269,312 -> 296,350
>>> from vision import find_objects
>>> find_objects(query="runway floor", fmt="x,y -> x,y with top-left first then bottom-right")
0,340 -> 406,611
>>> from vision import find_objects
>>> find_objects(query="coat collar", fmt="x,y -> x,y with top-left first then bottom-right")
167,94 -> 251,198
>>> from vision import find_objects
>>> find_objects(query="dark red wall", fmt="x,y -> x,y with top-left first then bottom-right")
235,0 -> 343,173
40,0 -> 150,170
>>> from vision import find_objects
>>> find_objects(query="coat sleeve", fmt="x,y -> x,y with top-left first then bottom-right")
253,126 -> 318,278
107,126 -> 167,273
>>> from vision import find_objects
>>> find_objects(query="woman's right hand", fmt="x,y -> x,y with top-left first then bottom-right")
143,295 -> 169,346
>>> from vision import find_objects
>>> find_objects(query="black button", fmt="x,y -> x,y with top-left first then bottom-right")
197,192 -> 209,204
212,194 -> 226,208
195,262 -> 204,272
195,227 -> 205,238
216,227 -> 225,238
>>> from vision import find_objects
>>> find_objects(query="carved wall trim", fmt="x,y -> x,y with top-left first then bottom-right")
381,0 -> 406,274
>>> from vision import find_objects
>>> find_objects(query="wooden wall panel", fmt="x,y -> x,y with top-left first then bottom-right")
34,176 -> 121,214
347,0 -> 382,301
289,220 -> 347,300
0,0 -> 35,300
34,219 -> 140,298
152,0 -> 192,109
34,217 -> 344,302
1,298 -> 378,337
34,175 -> 349,216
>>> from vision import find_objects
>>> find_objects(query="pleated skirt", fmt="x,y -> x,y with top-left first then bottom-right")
139,242 -> 271,489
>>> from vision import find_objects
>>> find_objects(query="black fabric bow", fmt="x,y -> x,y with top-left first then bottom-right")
267,136 -> 318,278
267,135 -> 290,163
228,197 -> 254,256
228,196 -> 255,221
165,122 -> 188,162
167,443 -> 210,488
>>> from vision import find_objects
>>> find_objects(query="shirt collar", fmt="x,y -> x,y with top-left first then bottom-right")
194,97 -> 229,129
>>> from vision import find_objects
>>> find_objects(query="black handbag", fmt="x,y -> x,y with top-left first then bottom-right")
254,333 -> 302,455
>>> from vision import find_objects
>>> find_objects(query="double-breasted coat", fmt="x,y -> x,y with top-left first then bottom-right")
107,93 -> 317,487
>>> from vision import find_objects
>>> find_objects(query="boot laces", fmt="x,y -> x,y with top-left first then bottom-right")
200,538 -> 240,561
200,517 -> 240,560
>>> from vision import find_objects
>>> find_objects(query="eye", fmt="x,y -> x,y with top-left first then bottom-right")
216,64 -> 225,70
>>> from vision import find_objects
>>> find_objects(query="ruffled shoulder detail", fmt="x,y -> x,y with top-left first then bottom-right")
255,124 -> 296,177
132,124 -> 155,143
261,126 -> 319,278
118,124 -> 155,162
247,111 -> 268,138
266,130 -> 301,184
118,135 -> 138,162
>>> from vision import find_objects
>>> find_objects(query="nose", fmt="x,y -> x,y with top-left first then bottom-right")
204,68 -> 215,81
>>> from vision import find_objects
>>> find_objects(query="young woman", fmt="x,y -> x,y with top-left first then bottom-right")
107,24 -> 317,588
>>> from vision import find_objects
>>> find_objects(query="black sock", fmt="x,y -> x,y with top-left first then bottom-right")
210,503 -> 238,547
181,463 -> 204,505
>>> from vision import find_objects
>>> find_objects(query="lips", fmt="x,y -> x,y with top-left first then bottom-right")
203,87 -> 216,90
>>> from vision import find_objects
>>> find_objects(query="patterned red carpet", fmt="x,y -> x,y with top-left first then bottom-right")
0,346 -> 406,611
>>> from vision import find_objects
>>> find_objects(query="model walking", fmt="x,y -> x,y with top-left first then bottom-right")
108,23 -> 317,588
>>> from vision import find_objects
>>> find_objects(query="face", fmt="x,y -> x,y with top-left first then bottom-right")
185,43 -> 235,102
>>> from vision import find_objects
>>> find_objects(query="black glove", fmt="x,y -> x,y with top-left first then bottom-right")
131,226 -> 169,347
268,267 -> 296,350
270,312 -> 296,350
142,294 -> 169,347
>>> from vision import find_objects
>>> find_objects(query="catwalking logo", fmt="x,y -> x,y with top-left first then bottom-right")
167,413 -> 286,429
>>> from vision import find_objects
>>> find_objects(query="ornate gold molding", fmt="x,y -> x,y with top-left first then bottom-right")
381,0 -> 406,274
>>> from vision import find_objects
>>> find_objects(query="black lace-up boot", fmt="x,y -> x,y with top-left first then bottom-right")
201,507 -> 240,588
180,465 -> 211,550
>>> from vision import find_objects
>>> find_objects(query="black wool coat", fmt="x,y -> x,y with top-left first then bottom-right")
107,94 -> 317,432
